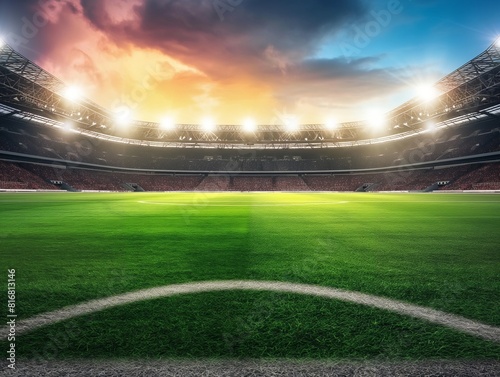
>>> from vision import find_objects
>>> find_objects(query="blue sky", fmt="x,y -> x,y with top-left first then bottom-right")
326,0 -> 499,67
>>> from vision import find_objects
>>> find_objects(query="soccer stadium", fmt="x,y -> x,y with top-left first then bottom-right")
0,1 -> 500,376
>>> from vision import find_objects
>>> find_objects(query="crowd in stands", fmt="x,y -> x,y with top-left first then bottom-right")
303,174 -> 378,191
0,161 -> 56,190
137,175 -> 204,191
1,116 -> 500,192
1,160 -> 499,192
58,170 -> 127,191
274,176 -> 310,191
231,177 -> 274,191
446,163 -> 500,190
196,176 -> 231,191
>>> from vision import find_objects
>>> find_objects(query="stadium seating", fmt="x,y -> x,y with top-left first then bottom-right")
446,163 -> 500,190
0,161 -> 57,190
196,176 -> 231,191
1,117 -> 499,192
231,177 -> 274,191
274,176 -> 310,191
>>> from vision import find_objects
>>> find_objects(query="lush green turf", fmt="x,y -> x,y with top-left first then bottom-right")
1,192 -> 499,360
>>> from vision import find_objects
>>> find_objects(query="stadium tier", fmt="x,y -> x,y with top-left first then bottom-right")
0,113 -> 500,191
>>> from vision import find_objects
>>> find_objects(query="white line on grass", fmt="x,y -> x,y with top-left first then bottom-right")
1,280 -> 499,343
134,200 -> 500,206
1,199 -> 499,204
137,201 -> 349,206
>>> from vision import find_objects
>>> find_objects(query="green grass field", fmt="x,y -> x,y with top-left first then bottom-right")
1,192 -> 499,361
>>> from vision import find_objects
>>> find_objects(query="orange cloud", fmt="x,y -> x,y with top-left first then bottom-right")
2,0 -> 435,125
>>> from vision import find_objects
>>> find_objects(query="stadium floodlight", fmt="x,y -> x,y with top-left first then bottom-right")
201,117 -> 216,133
416,84 -> 440,102
366,110 -> 386,130
243,118 -> 257,133
0,37 -> 5,49
113,105 -> 133,126
325,118 -> 338,131
160,116 -> 175,131
284,115 -> 300,132
62,85 -> 83,102
496,36 -> 500,48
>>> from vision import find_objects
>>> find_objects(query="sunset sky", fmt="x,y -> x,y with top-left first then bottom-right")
1,0 -> 499,125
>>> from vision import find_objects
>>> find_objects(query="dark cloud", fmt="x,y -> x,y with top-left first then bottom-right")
78,0 -> 368,77
0,0 -> 424,122
0,0 -> 37,40
66,1 -> 81,15
80,0 -> 113,29
1,0 -> 393,86
0,0 -> 81,58
296,56 -> 384,80
271,56 -> 411,111
231,0 -> 365,53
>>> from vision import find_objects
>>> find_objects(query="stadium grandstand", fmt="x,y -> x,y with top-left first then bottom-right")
0,40 -> 499,192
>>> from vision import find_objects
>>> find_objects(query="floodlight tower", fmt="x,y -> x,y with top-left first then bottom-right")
62,86 -> 83,102
243,118 -> 257,133
160,116 -> 175,131
201,117 -> 216,133
284,116 -> 300,132
325,118 -> 338,131
416,84 -> 441,102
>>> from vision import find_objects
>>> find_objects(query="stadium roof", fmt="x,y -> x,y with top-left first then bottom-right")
0,40 -> 499,149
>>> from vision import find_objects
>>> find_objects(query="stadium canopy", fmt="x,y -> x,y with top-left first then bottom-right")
1,41 -> 500,149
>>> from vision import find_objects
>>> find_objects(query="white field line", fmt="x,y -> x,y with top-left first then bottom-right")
135,200 -> 500,206
1,280 -> 499,343
137,201 -> 349,206
1,200 -> 500,204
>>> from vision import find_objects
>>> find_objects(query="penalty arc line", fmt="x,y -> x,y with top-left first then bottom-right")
1,280 -> 499,343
